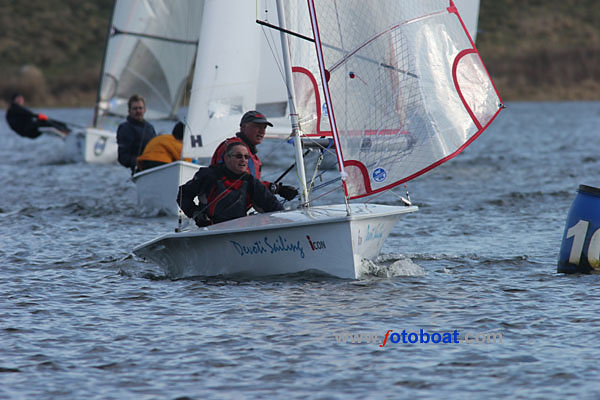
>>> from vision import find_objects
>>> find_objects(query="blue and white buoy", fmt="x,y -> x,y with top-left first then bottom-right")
558,184 -> 600,273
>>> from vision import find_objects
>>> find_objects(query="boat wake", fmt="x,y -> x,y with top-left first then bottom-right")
358,255 -> 426,278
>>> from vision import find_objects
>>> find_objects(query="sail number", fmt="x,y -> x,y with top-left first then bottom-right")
565,219 -> 600,268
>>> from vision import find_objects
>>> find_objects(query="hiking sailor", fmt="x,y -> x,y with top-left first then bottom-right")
177,142 -> 284,227
5,93 -> 71,139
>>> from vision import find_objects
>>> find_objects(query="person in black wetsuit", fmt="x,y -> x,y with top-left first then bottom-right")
116,94 -> 156,173
5,93 -> 70,139
177,142 -> 284,227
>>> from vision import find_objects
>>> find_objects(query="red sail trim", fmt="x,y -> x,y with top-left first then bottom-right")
302,133 -> 332,137
346,106 -> 503,200
344,129 -> 404,136
453,49 -> 482,130
448,0 -> 504,104
447,0 -> 476,52
344,160 -> 373,193
292,66 -> 332,137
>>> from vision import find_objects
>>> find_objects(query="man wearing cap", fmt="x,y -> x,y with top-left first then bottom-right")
210,110 -> 298,201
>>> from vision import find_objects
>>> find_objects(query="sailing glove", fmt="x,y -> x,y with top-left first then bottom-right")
272,183 -> 298,201
193,211 -> 212,227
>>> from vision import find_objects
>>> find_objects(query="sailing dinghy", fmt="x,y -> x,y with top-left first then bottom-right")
64,0 -> 202,164
134,0 -> 503,279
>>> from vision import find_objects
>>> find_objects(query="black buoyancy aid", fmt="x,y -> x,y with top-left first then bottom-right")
206,176 -> 250,223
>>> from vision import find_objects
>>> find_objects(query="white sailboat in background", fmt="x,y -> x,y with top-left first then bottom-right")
132,0 -> 296,215
64,0 -> 202,164
134,0 -> 502,279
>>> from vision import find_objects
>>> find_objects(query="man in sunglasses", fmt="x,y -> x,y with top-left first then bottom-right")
178,142 -> 283,227
210,110 -> 298,202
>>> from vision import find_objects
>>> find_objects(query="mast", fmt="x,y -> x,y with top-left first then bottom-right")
307,1 -> 351,214
92,0 -> 118,127
275,0 -> 309,205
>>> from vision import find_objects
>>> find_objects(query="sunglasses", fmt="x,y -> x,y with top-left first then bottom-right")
229,153 -> 250,160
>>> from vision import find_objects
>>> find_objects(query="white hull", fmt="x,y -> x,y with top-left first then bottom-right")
131,161 -> 201,216
39,127 -> 69,139
64,127 -> 118,164
133,203 -> 417,279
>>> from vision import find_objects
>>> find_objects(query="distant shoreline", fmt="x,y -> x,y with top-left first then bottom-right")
2,88 -> 600,110
2,0 -> 599,107
2,82 -> 599,109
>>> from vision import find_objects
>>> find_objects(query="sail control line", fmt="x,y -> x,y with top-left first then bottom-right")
260,2 -> 359,215
262,0 -> 350,214
275,0 -> 310,207
111,26 -> 199,46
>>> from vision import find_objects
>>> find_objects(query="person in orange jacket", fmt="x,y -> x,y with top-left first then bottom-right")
136,121 -> 185,171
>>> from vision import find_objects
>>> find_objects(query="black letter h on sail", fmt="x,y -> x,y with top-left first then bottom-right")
190,135 -> 203,147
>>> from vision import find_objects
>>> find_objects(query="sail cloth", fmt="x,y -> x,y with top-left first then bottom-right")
181,0 -> 301,160
303,0 -> 502,199
280,0 -> 479,139
181,0 -> 261,161
454,0 -> 480,41
278,3 -> 332,137
94,0 -> 202,124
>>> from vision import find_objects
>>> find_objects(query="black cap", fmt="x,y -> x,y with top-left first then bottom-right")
240,110 -> 273,127
172,121 -> 185,140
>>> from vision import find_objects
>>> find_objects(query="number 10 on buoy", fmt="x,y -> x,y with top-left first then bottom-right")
558,185 -> 600,273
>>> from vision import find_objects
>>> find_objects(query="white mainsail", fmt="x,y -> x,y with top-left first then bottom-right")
94,0 -> 202,125
304,0 -> 501,199
181,0 -> 298,161
181,0 -> 260,160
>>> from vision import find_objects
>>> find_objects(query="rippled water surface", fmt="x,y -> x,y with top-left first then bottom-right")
2,102 -> 600,399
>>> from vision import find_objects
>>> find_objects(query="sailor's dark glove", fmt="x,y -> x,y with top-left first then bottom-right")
272,183 -> 298,201
193,211 -> 212,227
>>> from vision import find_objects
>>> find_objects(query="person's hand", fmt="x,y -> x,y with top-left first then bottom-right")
193,211 -> 212,227
275,183 -> 298,201
38,113 -> 49,121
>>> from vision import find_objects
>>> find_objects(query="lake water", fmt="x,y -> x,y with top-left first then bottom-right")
1,102 -> 600,399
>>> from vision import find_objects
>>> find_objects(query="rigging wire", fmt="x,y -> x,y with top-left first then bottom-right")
259,16 -> 295,124
177,3 -> 203,230
257,8 -> 307,187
